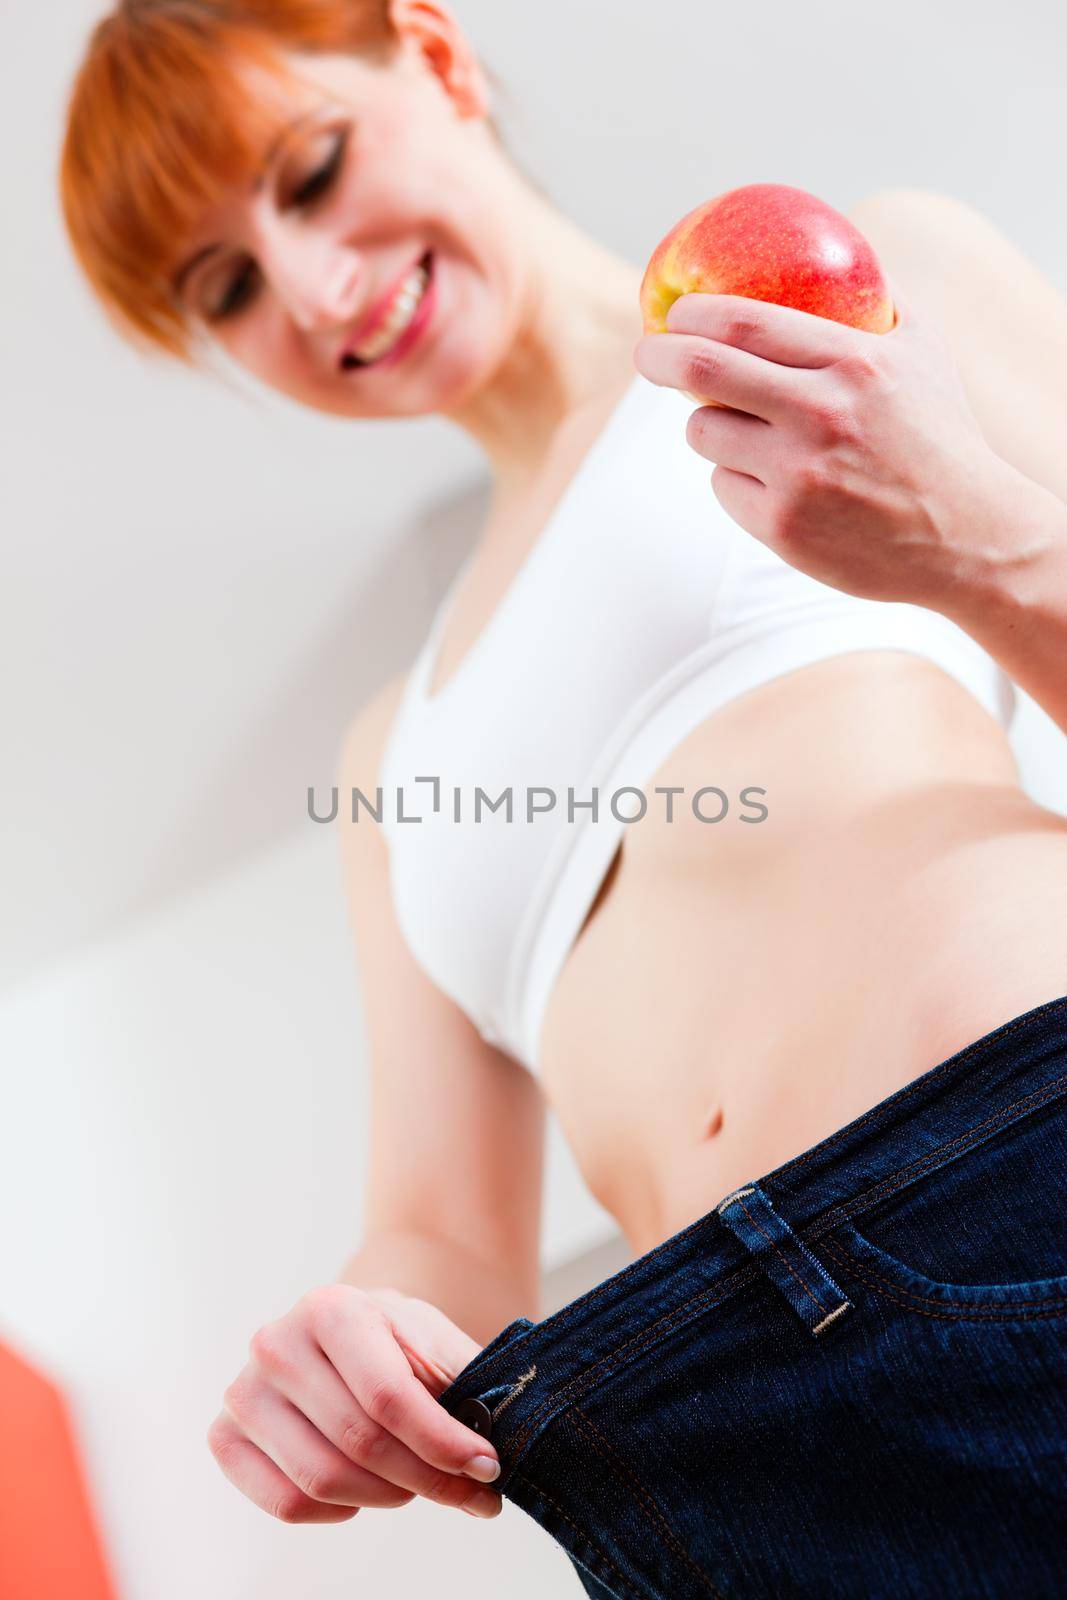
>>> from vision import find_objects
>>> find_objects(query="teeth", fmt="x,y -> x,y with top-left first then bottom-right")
351,264 -> 429,363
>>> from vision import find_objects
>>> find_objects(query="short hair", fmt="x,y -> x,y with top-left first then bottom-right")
58,1 -> 505,362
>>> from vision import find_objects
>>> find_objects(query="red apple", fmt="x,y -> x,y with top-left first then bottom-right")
640,183 -> 896,344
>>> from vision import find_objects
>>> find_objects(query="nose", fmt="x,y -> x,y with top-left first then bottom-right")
253,214 -> 364,334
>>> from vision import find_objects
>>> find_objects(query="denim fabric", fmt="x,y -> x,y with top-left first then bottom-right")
438,995 -> 1067,1599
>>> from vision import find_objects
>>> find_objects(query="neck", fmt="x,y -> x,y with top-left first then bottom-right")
440,188 -> 646,497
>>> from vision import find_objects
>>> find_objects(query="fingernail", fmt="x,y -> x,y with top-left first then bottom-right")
463,1453 -> 500,1482
462,1489 -> 502,1518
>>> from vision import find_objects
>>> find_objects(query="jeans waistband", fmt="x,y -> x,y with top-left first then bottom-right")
438,993 -> 1067,1473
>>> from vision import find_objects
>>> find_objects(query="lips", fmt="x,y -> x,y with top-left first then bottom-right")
339,251 -> 433,370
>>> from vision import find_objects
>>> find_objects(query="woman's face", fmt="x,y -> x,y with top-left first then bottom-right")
170,36 -> 524,418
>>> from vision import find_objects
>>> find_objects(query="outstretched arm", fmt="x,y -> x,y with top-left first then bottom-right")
632,188 -> 1067,737
848,189 -> 1067,508
938,464 -> 1067,736
851,190 -> 1067,736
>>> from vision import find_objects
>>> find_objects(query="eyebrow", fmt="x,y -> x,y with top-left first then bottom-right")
170,107 -> 323,300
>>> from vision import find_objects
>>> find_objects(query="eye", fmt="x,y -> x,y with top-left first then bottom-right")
206,259 -> 260,322
195,123 -> 351,322
291,127 -> 349,207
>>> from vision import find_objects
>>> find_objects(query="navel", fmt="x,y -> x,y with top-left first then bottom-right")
702,1103 -> 724,1139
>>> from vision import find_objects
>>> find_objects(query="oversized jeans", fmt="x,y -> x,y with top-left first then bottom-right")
438,995 -> 1067,1598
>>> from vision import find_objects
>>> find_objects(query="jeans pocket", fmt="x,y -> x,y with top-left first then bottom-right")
820,1090 -> 1067,1319
823,1221 -> 1067,1319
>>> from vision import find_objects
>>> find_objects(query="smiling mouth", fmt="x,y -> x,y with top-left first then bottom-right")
340,252 -> 433,370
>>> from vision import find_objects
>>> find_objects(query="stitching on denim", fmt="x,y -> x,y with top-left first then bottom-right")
806,1076 -> 1067,1245
569,1404 -> 728,1600
716,1187 -> 755,1213
506,1265 -> 756,1461
511,1467 -> 651,1600
505,1067 -> 1067,1460
471,1212 -> 724,1387
735,1194 -> 829,1314
811,1301 -> 851,1336
771,1009 -> 1067,1184
821,1236 -> 1067,1319
491,1363 -> 536,1422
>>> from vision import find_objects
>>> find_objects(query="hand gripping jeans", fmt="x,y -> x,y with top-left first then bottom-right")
437,995 -> 1067,1599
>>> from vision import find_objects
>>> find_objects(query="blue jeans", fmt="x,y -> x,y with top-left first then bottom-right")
438,995 -> 1067,1598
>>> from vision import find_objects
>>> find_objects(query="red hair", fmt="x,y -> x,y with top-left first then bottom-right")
59,1 -> 499,362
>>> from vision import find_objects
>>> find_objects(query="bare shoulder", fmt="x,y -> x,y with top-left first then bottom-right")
847,186 -> 994,237
845,187 -> 1052,302
334,674 -> 409,855
333,672 -> 408,874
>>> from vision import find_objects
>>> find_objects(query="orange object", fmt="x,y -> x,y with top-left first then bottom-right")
0,1336 -> 119,1599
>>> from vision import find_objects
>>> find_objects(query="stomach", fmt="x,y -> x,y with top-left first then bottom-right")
537,649 -> 1067,1257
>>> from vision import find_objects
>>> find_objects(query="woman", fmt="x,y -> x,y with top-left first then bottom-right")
60,2 -> 1067,1593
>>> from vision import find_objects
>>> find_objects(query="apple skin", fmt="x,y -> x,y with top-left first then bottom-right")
640,183 -> 896,340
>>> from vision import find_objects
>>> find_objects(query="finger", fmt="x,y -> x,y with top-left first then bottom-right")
271,1338 -> 496,1511
207,1411 -> 358,1525
316,1298 -> 502,1478
882,273 -> 912,333
684,404 -> 775,484
634,330 -> 809,424
708,464 -> 774,545
881,272 -> 948,348
883,275 -> 908,331
224,1377 -> 411,1509
663,292 -> 861,367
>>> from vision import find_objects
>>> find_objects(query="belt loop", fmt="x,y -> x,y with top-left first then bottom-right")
716,1182 -> 852,1339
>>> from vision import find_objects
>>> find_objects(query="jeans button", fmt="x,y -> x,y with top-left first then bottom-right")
455,1397 -> 493,1439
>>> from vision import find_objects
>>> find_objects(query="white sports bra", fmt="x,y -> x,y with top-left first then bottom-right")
378,373 -> 1015,1074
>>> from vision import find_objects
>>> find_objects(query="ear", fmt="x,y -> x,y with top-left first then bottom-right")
386,0 -> 492,120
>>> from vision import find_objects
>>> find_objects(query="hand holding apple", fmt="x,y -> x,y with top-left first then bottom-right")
632,183 -> 1018,617
640,183 -> 896,347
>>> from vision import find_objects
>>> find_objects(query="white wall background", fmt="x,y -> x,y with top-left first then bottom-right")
3,2 -> 1066,1596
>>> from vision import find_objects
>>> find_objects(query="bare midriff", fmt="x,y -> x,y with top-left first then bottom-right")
536,649 -> 1067,1257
